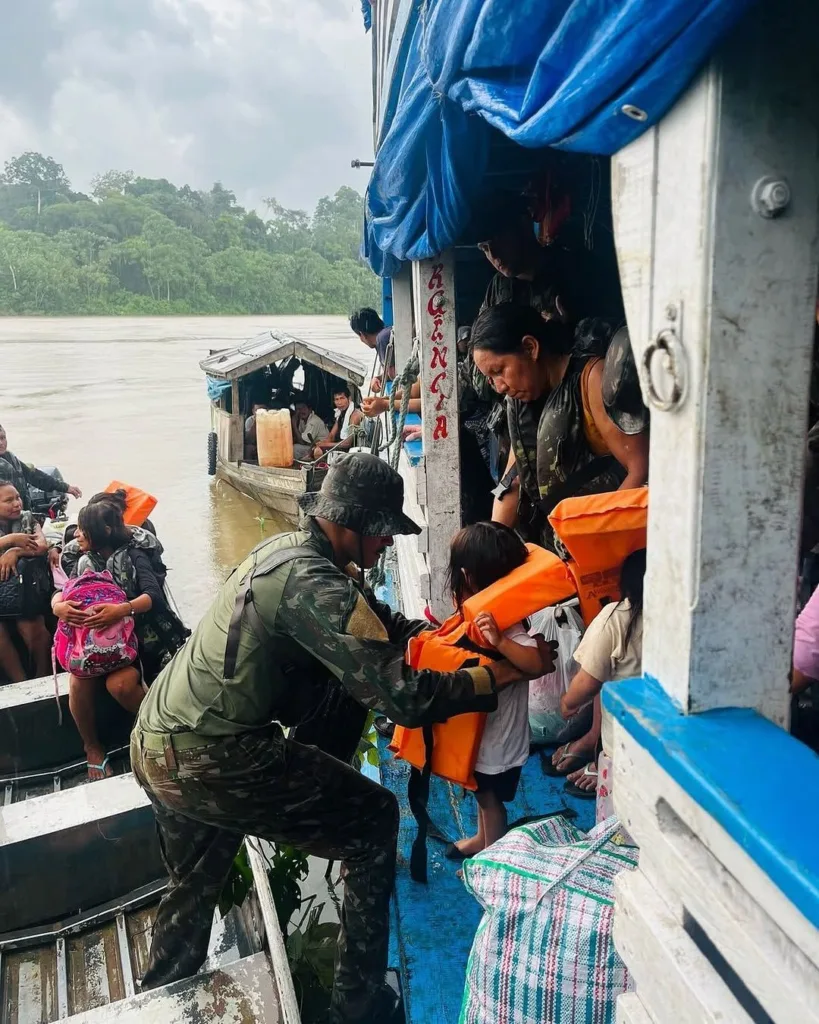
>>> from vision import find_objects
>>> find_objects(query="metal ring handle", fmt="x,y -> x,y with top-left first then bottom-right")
641,328 -> 687,412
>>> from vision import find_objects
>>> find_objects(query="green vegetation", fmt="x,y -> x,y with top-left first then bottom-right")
0,151 -> 379,315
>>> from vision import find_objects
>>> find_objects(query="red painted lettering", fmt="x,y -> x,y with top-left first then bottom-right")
428,263 -> 444,290
430,371 -> 447,394
433,415 -> 448,440
427,290 -> 445,317
431,346 -> 448,369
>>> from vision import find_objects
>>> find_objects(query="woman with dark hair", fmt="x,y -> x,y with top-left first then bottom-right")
471,303 -> 649,547
53,502 -> 187,779
60,490 -> 165,580
0,480 -> 51,681
556,548 -> 647,798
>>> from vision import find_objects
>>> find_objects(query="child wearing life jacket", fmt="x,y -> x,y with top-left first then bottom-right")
445,522 -> 545,859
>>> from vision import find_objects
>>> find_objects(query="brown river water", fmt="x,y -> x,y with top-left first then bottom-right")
0,315 -> 354,622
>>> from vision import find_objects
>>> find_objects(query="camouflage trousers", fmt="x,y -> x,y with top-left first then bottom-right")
130,724 -> 399,1023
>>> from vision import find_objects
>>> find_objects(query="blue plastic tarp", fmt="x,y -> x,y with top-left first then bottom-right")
364,0 -> 755,276
206,376 -> 231,402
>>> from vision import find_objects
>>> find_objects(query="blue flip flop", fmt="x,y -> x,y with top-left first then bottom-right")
87,755 -> 112,780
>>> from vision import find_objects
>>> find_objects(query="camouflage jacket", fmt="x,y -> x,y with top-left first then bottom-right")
137,521 -> 498,738
0,451 -> 68,509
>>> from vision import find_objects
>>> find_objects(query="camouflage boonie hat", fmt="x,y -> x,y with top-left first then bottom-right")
298,452 -> 421,536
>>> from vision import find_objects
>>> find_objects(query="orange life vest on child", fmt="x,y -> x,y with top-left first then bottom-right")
105,481 -> 158,528
390,545 -> 576,791
549,487 -> 648,624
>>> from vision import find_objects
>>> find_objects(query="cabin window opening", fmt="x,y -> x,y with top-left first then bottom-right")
447,146 -> 626,527
682,910 -> 773,1024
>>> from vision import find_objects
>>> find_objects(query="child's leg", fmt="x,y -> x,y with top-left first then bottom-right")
452,798 -> 486,857
475,788 -> 507,848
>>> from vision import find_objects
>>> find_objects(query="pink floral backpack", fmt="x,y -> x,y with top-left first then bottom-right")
53,569 -> 138,679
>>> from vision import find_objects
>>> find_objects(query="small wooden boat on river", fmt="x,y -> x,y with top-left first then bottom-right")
0,673 -> 299,1023
201,328 -> 369,521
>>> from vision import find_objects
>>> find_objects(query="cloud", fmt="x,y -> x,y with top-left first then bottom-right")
0,0 -> 375,211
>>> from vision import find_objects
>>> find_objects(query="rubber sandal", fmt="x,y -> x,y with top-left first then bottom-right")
541,742 -> 589,777
373,716 -> 395,740
563,763 -> 598,800
444,843 -> 469,861
87,755 -> 112,780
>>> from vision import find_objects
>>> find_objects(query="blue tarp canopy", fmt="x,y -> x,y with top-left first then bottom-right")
364,0 -> 754,276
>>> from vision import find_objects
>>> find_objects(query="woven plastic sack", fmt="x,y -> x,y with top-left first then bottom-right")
459,816 -> 638,1024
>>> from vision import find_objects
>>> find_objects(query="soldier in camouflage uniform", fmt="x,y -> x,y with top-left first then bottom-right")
131,453 -> 549,1022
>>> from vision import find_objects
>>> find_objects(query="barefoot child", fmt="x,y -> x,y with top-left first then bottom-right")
445,522 -> 545,859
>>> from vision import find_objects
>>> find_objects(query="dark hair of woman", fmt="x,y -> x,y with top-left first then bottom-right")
470,302 -> 574,358
446,521 -> 529,610
333,385 -> 351,398
78,502 -> 131,553
620,547 -> 647,649
349,307 -> 385,335
88,488 -> 127,513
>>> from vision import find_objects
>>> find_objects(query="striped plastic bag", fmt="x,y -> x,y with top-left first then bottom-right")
459,816 -> 638,1024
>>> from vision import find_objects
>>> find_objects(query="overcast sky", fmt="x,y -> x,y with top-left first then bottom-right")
0,0 -> 375,212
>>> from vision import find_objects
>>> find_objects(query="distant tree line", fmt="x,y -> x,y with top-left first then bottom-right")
0,152 -> 379,315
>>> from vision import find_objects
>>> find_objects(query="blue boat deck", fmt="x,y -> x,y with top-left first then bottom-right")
377,738 -> 596,1023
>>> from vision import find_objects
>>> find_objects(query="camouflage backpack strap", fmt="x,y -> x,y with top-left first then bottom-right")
223,545 -> 322,679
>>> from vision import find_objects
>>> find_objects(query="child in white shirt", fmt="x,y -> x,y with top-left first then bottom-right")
445,522 -> 544,859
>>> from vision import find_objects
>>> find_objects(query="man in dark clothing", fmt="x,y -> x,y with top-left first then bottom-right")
131,454 -> 553,1023
349,307 -> 395,388
0,424 -> 82,507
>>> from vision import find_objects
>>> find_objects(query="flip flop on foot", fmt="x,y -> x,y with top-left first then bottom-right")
563,762 -> 598,800
86,755 -> 113,781
541,741 -> 591,777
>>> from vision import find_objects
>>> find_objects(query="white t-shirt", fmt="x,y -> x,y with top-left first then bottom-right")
474,622 -> 535,775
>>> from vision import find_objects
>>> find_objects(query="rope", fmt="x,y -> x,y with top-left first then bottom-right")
367,338 -> 421,589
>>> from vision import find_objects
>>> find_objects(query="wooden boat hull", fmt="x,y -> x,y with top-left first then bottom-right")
216,456 -> 304,521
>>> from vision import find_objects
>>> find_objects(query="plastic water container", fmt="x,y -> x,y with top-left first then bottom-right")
257,410 -> 294,468
105,481 -> 157,527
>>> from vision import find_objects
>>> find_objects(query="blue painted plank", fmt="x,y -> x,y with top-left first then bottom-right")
603,675 -> 819,929
379,739 -> 596,1023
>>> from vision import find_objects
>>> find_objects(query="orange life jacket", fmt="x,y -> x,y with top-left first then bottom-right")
105,481 -> 158,528
390,544 -> 576,791
549,487 -> 648,624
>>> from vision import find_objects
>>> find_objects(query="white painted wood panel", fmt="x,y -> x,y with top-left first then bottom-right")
614,868 -> 753,1024
412,254 -> 461,620
391,264 -> 414,373
616,992 -> 654,1024
611,0 -> 819,723
607,715 -> 819,976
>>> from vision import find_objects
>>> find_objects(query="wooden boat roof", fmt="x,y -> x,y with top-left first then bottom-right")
199,327 -> 369,384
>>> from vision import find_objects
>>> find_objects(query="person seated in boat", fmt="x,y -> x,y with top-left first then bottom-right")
444,522 -> 547,860
0,423 -> 83,509
291,397 -> 329,462
53,502 -> 188,780
471,303 -> 649,543
349,307 -> 395,390
311,386 -> 364,463
129,453 -> 554,1023
0,480 -> 52,682
556,548 -> 646,801
60,491 -> 166,582
244,403 -> 267,462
